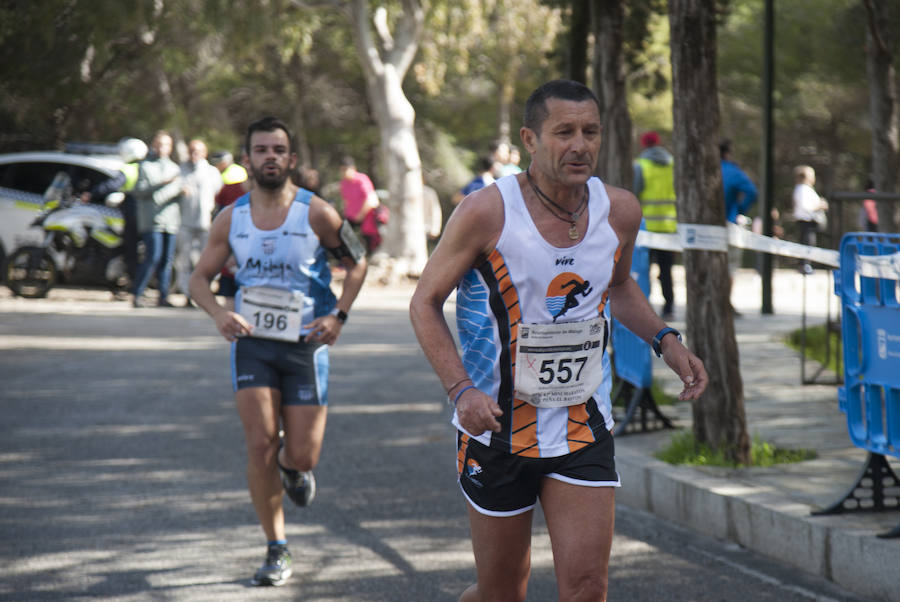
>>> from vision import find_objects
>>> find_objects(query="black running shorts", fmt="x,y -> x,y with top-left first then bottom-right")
231,336 -> 329,406
456,430 -> 619,516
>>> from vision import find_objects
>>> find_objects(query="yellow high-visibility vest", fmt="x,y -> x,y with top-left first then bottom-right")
636,158 -> 677,233
222,163 -> 248,185
122,162 -> 140,191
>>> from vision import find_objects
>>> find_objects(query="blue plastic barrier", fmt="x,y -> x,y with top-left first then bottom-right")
611,242 -> 652,388
610,237 -> 673,435
816,232 -> 900,537
836,232 -> 900,458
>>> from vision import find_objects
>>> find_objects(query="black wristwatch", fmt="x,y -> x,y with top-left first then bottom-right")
331,308 -> 348,324
651,327 -> 681,357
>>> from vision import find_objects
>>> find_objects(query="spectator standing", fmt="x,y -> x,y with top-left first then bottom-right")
81,137 -> 148,286
339,156 -> 383,254
860,178 -> 879,232
633,130 -> 677,320
791,165 -> 828,274
452,156 -> 498,206
720,139 -> 758,276
177,139 -> 222,306
131,131 -> 182,308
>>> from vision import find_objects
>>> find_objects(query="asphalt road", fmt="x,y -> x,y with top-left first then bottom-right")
0,284 -> 864,601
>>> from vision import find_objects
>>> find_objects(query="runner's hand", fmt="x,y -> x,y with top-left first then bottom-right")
303,315 -> 342,345
456,389 -> 503,435
214,311 -> 253,342
661,342 -> 708,401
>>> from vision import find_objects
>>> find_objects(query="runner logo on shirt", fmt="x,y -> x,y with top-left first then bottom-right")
545,272 -> 593,322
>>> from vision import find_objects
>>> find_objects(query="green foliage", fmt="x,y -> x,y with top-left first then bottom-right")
655,431 -> 816,468
717,0 -> 878,216
785,323 -> 843,376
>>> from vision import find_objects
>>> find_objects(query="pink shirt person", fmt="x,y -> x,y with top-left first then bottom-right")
339,157 -> 383,253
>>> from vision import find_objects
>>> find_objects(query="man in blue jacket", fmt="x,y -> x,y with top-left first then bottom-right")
720,139 -> 758,309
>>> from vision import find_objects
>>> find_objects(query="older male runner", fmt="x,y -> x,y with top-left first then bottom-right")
189,116 -> 367,587
410,80 -> 707,601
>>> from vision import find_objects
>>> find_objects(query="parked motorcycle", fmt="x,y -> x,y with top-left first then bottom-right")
5,175 -> 128,298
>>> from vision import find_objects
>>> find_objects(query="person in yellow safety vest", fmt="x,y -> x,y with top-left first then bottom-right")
81,137 -> 149,283
633,130 -> 677,320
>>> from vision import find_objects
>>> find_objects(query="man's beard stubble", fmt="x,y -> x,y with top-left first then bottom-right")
251,164 -> 290,190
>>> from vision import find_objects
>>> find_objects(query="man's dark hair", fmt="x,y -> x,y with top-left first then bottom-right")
476,155 -> 494,173
245,116 -> 294,155
340,155 -> 356,168
719,138 -> 732,159
523,79 -> 600,135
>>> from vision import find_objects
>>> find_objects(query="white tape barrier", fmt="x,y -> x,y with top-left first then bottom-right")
635,223 -> 840,268
856,253 -> 900,280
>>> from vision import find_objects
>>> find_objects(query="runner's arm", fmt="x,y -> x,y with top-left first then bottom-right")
306,196 -> 368,345
604,185 -> 708,401
410,187 -> 505,435
188,206 -> 252,341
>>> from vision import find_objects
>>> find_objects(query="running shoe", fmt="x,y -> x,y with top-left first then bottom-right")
251,543 -> 292,586
277,460 -> 317,507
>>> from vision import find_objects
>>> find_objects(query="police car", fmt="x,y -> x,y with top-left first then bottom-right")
0,142 -> 126,277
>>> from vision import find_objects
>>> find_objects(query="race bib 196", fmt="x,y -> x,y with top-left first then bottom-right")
514,317 -> 606,408
239,286 -> 304,342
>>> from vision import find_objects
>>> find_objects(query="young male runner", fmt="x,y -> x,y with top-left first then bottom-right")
189,116 -> 367,586
410,80 -> 708,601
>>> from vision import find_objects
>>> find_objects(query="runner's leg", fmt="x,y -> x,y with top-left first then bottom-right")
278,405 -> 328,472
459,506 -> 533,602
236,386 -> 285,542
540,478 -> 615,602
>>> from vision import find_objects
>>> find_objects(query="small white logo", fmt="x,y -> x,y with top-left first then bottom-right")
877,329 -> 887,360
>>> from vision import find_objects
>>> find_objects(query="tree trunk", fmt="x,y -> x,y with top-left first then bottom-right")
591,0 -> 633,189
349,0 -> 428,277
863,0 -> 898,231
564,0 -> 590,83
669,0 -> 749,464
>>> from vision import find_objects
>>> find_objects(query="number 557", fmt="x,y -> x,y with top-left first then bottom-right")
538,357 -> 587,384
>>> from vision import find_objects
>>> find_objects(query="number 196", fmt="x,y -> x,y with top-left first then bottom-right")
253,311 -> 287,331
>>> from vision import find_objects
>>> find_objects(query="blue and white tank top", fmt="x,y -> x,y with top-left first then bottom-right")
454,174 -> 623,458
230,188 -> 336,335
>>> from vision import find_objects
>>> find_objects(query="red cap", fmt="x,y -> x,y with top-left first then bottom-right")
640,131 -> 660,148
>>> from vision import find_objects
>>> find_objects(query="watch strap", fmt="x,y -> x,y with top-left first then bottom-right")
652,326 -> 681,357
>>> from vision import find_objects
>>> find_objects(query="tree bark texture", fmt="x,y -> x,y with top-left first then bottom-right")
863,0 -> 898,230
349,0 -> 428,276
668,0 -> 749,464
591,0 -> 633,189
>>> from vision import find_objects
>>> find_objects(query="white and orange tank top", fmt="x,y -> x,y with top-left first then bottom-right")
454,174 -> 622,458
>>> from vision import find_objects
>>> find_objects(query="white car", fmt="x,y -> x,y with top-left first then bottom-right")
0,145 -> 125,272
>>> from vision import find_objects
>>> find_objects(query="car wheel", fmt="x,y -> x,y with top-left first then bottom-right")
6,246 -> 56,298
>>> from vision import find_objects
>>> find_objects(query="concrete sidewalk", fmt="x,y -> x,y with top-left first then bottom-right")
615,266 -> 899,601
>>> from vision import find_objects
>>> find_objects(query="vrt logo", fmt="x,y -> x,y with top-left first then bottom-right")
877,329 -> 887,359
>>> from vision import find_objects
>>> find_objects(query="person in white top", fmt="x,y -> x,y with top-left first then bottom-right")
177,139 -> 223,305
410,79 -> 708,602
791,165 -> 828,274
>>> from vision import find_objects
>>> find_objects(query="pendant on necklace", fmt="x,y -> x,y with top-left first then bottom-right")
568,222 -> 579,240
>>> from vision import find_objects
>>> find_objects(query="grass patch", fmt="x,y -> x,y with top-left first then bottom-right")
785,323 -> 842,375
655,430 -> 816,468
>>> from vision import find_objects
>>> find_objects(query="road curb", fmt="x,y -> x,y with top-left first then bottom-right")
615,447 -> 898,601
